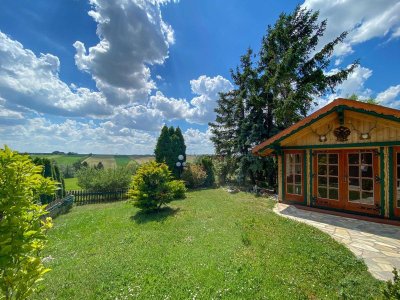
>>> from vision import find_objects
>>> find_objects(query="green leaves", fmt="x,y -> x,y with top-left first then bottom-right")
129,161 -> 186,211
0,145 -> 56,299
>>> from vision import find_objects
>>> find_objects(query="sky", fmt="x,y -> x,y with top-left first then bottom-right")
0,0 -> 399,155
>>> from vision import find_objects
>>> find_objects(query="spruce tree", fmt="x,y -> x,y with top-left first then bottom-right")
210,5 -> 358,187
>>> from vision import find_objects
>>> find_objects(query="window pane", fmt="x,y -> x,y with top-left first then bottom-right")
361,192 -> 374,205
361,165 -> 373,178
329,154 -> 338,165
329,177 -> 338,188
329,165 -> 338,176
349,153 -> 359,164
318,188 -> 327,198
349,190 -> 360,202
349,166 -> 359,177
295,154 -> 301,164
329,188 -> 339,200
286,174 -> 293,184
318,165 -> 327,175
349,178 -> 359,190
361,153 -> 372,164
295,165 -> 301,175
287,154 -> 294,164
362,179 -> 373,191
294,185 -> 302,195
295,175 -> 301,184
318,176 -> 327,187
318,154 -> 327,164
287,184 -> 294,194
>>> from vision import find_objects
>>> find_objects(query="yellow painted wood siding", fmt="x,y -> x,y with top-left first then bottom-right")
281,111 -> 400,148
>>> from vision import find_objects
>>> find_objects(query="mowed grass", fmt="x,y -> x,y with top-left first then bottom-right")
34,189 -> 382,299
83,155 -> 117,169
29,154 -> 87,165
64,177 -> 81,190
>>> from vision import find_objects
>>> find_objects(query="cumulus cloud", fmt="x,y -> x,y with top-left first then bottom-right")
184,128 -> 214,154
73,0 -> 175,105
150,75 -> 233,124
312,65 -> 373,110
302,0 -> 400,57
0,31 -> 111,117
0,116 -> 214,154
377,85 -> 400,108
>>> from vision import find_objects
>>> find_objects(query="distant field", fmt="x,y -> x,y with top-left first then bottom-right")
64,177 -> 81,191
29,154 -> 87,165
29,154 -> 200,168
83,155 -> 117,169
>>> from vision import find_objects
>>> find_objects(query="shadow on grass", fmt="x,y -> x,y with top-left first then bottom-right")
130,207 -> 180,224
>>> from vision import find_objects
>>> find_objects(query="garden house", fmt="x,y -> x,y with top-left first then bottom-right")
252,98 -> 400,220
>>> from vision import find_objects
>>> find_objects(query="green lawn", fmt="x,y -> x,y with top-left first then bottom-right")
34,189 -> 382,299
64,177 -> 81,190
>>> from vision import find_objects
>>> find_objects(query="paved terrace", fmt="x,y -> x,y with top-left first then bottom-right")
274,203 -> 400,281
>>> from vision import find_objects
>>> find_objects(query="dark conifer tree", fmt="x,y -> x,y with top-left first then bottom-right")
210,6 -> 358,187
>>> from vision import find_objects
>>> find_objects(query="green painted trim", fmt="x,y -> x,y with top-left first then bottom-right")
281,154 -> 285,202
389,147 -> 394,218
380,147 -> 385,216
303,150 -> 307,205
257,104 -> 400,154
309,149 -> 313,207
282,141 -> 400,150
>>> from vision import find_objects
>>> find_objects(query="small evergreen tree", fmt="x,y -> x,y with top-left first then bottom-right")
154,125 -> 186,177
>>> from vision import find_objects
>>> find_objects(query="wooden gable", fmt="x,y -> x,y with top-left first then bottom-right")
253,98 -> 400,156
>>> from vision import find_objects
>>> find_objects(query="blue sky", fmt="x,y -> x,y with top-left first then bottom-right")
0,0 -> 399,154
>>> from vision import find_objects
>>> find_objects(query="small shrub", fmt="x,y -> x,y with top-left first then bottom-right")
383,268 -> 400,299
168,180 -> 187,199
76,166 -> 132,191
0,146 -> 56,299
196,156 -> 215,187
182,163 -> 207,188
129,161 -> 184,211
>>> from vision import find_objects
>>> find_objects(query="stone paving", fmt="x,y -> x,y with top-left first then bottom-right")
274,203 -> 400,281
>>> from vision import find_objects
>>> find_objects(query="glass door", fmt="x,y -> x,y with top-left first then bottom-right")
344,150 -> 381,215
314,151 -> 344,209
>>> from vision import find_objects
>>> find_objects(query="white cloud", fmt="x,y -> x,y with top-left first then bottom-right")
313,65 -> 373,110
0,116 -> 214,154
377,85 -> 400,108
73,0 -> 175,106
150,75 -> 233,124
302,0 -> 400,57
183,128 -> 214,154
0,31 -> 111,117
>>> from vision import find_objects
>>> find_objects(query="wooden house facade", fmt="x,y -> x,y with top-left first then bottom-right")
252,98 -> 400,220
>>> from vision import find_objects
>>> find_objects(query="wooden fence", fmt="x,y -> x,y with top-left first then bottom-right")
67,189 -> 129,205
45,195 -> 74,218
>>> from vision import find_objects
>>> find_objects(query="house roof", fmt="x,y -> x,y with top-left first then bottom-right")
252,98 -> 400,156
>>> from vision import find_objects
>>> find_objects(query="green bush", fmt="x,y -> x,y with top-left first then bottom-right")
383,268 -> 400,299
182,163 -> 207,188
76,166 -> 133,191
129,161 -> 184,211
196,156 -> 215,187
0,146 -> 56,299
168,180 -> 187,199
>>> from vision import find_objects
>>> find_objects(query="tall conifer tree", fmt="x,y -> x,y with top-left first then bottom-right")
210,6 -> 358,187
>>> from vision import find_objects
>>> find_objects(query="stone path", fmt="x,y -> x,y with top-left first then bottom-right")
274,203 -> 400,281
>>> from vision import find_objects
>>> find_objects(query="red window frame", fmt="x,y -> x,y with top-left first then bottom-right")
284,150 -> 304,202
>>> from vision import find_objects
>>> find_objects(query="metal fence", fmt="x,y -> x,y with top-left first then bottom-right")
67,189 -> 129,205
